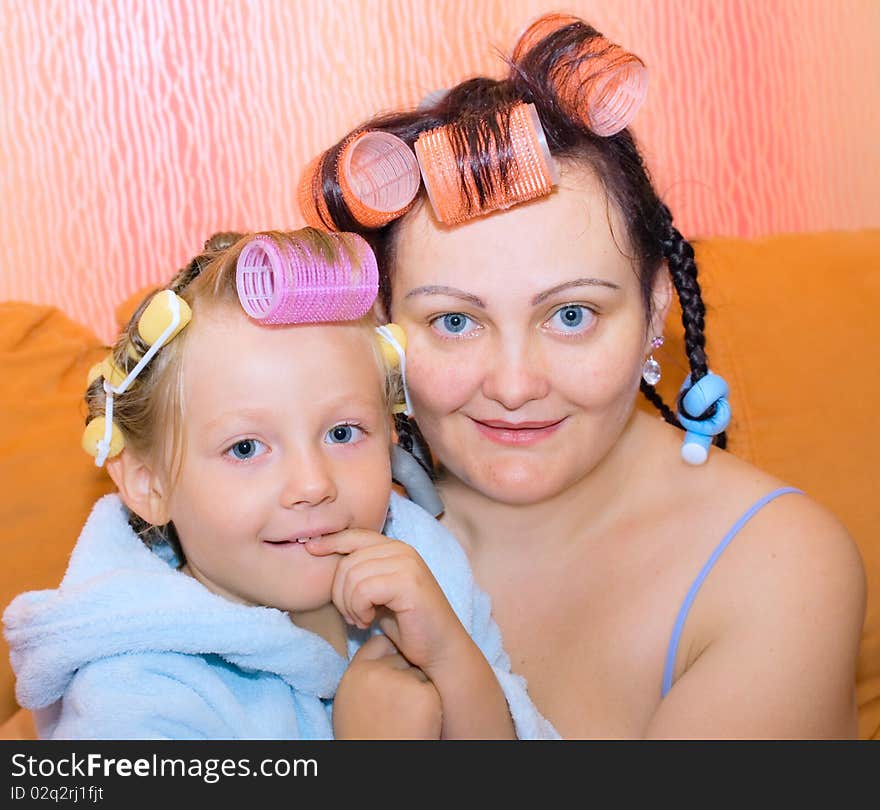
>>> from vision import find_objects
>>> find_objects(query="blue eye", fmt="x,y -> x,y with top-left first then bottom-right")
226,438 -> 267,461
325,424 -> 364,445
546,305 -> 595,334
431,312 -> 476,336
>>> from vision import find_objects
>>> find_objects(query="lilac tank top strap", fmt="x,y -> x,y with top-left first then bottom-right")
661,486 -> 804,697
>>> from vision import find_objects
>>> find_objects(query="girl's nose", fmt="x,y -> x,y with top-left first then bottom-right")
280,449 -> 338,509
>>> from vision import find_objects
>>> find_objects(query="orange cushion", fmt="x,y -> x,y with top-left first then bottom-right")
643,229 -> 880,738
0,303 -> 115,723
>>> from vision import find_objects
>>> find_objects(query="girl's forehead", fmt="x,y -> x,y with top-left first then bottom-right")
183,311 -> 384,396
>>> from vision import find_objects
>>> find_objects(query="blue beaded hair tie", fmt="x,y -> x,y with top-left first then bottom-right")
676,372 -> 731,465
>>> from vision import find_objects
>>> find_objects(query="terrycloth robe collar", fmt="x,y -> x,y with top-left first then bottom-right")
5,494 -> 349,711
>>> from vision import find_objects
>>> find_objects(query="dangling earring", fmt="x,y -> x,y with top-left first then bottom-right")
642,336 -> 664,385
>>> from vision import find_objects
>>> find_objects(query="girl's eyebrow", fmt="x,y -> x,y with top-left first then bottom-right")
404,285 -> 485,307
531,278 -> 621,305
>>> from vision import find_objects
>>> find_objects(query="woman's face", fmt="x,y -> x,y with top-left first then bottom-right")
390,168 -> 669,505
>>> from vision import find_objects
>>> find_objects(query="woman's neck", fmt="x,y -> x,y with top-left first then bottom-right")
438,409 -> 659,563
289,603 -> 350,658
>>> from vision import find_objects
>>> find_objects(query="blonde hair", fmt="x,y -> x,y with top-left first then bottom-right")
85,228 -> 400,552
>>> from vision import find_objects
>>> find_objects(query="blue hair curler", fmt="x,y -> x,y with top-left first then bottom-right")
676,372 -> 731,465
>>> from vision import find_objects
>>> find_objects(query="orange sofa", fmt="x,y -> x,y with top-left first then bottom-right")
1,229 -> 878,738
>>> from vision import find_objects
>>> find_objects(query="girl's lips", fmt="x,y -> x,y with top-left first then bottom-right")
470,417 -> 566,446
263,529 -> 342,546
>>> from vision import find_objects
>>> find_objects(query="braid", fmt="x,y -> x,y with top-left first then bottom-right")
393,413 -> 436,479
657,206 -> 727,448
639,380 -> 679,427
169,231 -> 244,294
659,207 -> 707,380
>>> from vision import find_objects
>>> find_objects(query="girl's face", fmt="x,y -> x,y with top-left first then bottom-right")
163,308 -> 392,613
391,168 -> 669,506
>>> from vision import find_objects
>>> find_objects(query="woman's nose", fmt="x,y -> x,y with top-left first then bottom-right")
280,448 -> 338,509
480,339 -> 550,411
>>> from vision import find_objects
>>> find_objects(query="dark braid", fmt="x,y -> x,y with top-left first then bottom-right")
659,207 -> 707,379
639,380 -> 679,427
657,207 -> 727,449
393,413 -> 436,479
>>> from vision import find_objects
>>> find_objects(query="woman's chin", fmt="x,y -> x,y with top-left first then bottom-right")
459,458 -> 575,507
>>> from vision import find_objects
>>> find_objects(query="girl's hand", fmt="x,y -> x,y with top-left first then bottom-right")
305,529 -> 469,676
333,634 -> 442,740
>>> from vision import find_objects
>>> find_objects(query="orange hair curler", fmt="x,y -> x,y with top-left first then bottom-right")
513,13 -> 648,137
414,102 -> 558,226
298,131 -> 420,231
298,152 -> 335,230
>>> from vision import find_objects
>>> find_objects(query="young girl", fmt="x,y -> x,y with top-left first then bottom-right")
297,14 -> 865,738
3,228 -> 555,740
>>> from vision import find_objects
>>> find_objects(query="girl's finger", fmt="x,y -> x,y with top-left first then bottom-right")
346,573 -> 410,631
304,528 -> 394,557
336,557 -> 417,628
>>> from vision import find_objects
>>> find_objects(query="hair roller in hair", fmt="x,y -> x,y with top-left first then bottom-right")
513,13 -> 647,137
299,132 -> 420,231
512,11 -> 583,61
414,102 -> 558,226
336,131 -> 421,228
81,416 -> 124,462
235,232 -> 379,325
298,153 -> 336,230
137,290 -> 192,346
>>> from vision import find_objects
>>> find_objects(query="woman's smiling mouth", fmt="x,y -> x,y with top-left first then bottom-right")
469,417 -> 567,446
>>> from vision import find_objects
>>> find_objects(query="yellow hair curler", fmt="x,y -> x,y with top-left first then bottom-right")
81,416 -> 124,462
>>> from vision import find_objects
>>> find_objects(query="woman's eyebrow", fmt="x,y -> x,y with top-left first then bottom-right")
404,285 -> 485,307
531,278 -> 621,305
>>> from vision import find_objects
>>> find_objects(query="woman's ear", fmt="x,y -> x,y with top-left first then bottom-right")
105,450 -> 170,527
649,266 -> 674,343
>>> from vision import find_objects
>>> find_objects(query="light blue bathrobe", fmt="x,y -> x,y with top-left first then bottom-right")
4,492 -> 558,740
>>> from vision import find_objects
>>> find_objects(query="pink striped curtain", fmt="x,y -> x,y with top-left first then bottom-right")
2,0 -> 878,341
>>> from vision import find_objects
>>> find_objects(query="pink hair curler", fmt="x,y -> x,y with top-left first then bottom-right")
235,232 -> 379,324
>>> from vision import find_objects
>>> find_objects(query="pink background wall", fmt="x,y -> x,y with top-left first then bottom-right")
2,0 -> 878,342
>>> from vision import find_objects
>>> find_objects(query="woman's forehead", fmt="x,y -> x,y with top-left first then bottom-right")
392,170 -> 636,295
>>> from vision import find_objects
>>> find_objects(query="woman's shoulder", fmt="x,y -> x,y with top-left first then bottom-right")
681,441 -> 863,588
641,418 -> 865,629
703,445 -> 859,562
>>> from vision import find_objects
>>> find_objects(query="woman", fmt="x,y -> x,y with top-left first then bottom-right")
300,14 -> 865,738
